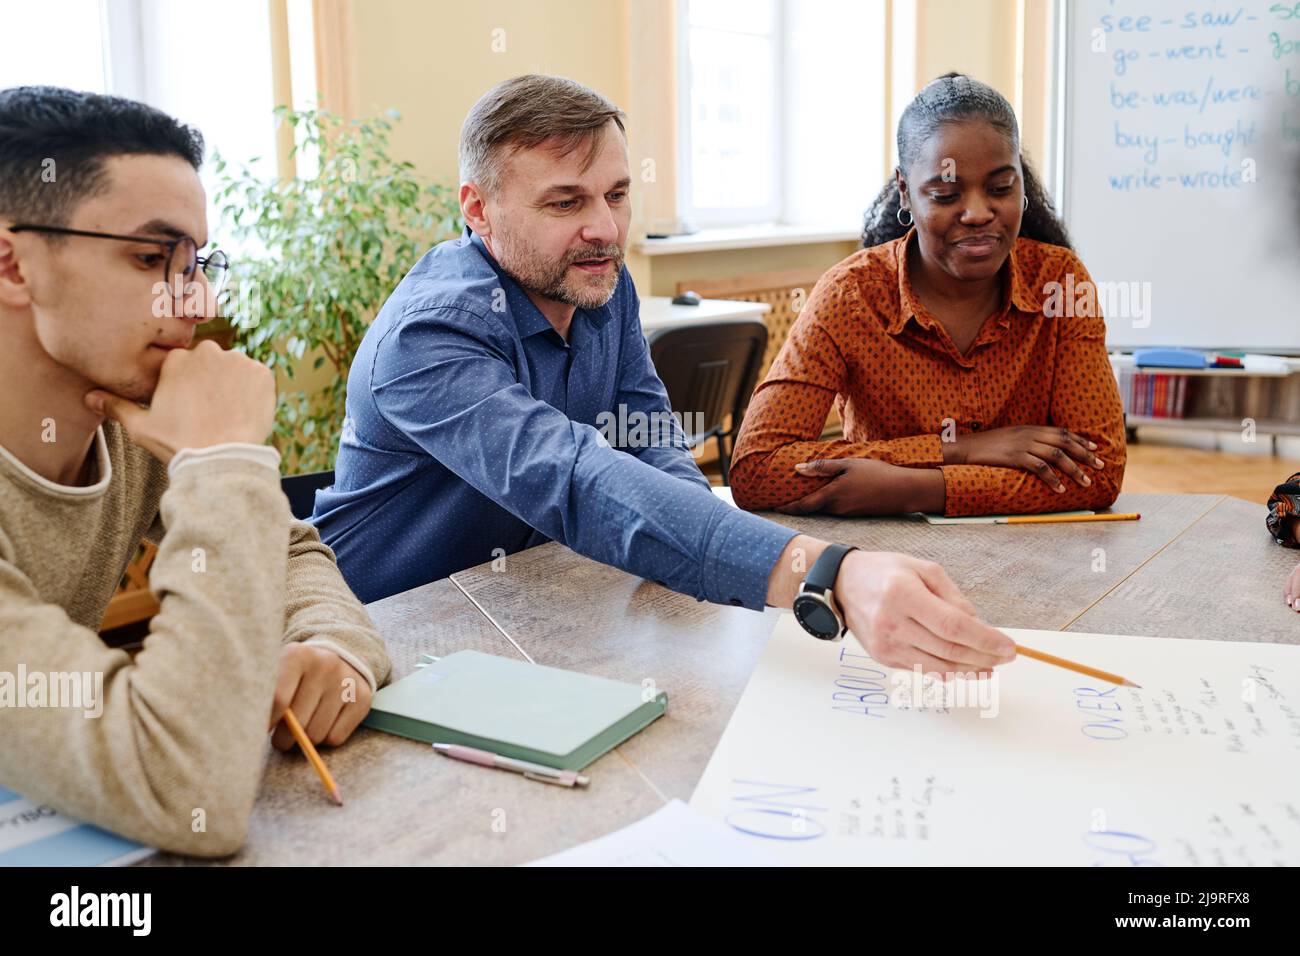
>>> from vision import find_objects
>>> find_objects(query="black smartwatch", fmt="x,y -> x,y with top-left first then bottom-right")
792,544 -> 857,641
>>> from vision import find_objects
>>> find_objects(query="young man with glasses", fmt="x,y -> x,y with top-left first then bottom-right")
0,86 -> 390,857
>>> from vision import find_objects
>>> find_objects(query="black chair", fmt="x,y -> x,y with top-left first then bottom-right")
281,470 -> 335,521
647,320 -> 768,485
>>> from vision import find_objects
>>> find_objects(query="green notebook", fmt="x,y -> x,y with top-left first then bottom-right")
363,650 -> 668,771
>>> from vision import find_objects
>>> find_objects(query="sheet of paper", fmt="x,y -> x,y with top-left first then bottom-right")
0,786 -> 153,866
690,614 -> 1300,865
913,510 -> 1094,524
525,799 -> 775,866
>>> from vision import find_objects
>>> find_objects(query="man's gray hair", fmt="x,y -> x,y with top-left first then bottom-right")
459,74 -> 626,194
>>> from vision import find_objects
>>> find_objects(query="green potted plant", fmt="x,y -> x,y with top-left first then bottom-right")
215,106 -> 461,473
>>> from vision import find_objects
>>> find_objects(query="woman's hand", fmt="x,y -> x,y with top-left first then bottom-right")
944,425 -> 1105,493
777,458 -> 944,516
1285,561 -> 1300,614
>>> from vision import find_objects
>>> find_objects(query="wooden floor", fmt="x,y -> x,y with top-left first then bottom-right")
1122,443 -> 1299,504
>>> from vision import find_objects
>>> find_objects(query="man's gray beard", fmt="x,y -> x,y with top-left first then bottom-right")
496,236 -> 623,310
535,266 -> 620,310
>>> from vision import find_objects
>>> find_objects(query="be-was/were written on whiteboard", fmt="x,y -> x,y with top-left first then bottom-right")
1061,0 -> 1300,352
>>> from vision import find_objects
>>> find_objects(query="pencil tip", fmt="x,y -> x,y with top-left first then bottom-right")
1125,680 -> 1142,688
330,787 -> 343,806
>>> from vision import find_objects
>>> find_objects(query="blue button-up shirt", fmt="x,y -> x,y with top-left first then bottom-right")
312,233 -> 796,606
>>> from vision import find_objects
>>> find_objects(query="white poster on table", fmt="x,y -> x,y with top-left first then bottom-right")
690,614 -> 1300,865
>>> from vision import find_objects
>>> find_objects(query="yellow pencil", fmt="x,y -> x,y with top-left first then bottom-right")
281,709 -> 343,806
1015,643 -> 1141,688
997,512 -> 1141,524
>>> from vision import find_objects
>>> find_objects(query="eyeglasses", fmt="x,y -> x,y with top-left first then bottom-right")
9,224 -> 230,305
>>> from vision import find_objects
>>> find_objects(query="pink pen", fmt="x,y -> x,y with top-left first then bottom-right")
433,743 -> 590,787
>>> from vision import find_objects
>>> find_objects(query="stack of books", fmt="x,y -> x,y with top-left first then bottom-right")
1119,369 -> 1190,418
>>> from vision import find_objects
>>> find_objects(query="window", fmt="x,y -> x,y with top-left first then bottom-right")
678,0 -> 780,226
676,0 -> 887,231
0,0 -> 315,243
0,0 -> 108,93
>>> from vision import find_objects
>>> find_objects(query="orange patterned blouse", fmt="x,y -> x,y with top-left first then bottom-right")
730,230 -> 1127,516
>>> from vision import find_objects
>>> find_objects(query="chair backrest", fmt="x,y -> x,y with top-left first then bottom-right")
676,267 -> 846,441
101,539 -> 160,637
281,470 -> 335,521
100,469 -> 335,636
647,321 -> 768,444
675,267 -> 826,381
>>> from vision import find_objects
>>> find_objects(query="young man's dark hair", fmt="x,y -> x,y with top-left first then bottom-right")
0,85 -> 204,230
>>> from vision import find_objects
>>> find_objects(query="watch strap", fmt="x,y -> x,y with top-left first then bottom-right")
804,543 -> 857,596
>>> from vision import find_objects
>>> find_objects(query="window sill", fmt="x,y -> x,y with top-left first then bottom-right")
633,223 -> 860,256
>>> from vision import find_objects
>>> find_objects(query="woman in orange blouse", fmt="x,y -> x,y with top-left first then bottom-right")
730,73 -> 1126,518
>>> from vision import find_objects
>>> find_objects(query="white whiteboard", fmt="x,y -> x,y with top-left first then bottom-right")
1061,0 -> 1300,351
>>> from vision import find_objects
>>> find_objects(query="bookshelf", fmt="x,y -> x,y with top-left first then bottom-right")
1109,354 -> 1300,455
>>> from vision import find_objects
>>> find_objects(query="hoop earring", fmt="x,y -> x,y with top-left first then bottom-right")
896,207 -> 913,227
1022,195 -> 1029,211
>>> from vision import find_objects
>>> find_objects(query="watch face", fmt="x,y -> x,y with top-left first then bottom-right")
793,594 -> 840,640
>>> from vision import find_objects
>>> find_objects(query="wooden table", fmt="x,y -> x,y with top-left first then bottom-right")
152,493 -> 1298,865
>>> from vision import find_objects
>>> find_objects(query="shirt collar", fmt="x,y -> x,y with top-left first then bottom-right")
467,230 -> 616,340
889,228 -> 1039,335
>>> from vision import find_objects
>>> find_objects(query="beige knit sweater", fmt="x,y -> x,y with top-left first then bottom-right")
0,420 -> 391,857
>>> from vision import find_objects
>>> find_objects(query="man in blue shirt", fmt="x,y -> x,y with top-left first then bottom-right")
314,74 -> 1013,676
